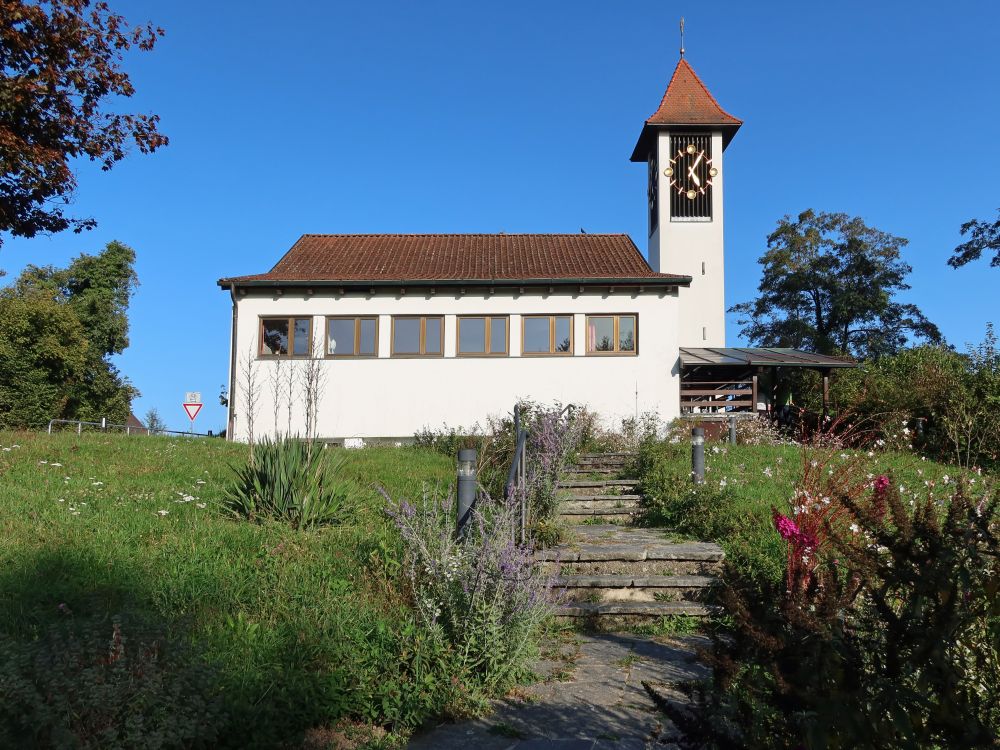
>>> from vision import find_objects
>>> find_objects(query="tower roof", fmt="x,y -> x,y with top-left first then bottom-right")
630,57 -> 742,161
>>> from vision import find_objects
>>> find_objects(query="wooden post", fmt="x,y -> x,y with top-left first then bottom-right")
822,369 -> 831,422
751,373 -> 759,413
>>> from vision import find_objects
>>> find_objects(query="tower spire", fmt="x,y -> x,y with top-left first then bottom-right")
679,17 -> 685,58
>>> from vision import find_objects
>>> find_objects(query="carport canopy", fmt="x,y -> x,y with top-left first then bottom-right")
679,347 -> 856,369
678,347 -> 856,416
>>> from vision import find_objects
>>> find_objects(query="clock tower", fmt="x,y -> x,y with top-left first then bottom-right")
631,56 -> 741,347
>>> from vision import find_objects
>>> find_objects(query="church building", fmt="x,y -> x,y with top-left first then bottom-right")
218,55 -> 849,443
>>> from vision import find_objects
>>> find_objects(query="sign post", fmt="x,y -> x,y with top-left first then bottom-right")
183,392 -> 203,435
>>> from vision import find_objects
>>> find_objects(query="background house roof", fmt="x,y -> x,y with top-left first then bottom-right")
219,233 -> 690,286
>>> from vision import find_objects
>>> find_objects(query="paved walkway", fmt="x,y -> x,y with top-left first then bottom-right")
407,633 -> 706,749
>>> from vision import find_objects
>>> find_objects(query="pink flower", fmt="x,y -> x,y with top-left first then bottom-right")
873,475 -> 890,495
773,511 -> 801,542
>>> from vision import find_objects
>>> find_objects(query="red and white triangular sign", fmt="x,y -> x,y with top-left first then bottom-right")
183,403 -> 203,420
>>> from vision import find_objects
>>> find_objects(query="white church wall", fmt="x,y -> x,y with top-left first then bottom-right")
228,288 -> 681,442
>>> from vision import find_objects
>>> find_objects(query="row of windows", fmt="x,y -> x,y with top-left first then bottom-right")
258,314 -> 637,358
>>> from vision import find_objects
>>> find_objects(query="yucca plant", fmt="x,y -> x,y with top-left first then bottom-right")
223,438 -> 352,528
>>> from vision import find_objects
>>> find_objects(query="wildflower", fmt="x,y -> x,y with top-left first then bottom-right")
38,460 -> 48,465
57,498 -> 65,503
92,481 -> 103,487
719,478 -> 727,489
942,474 -> 950,485
850,523 -> 860,534
196,503 -> 207,509
763,467 -> 773,478
156,510 -> 169,517
196,480 -> 206,485
810,459 -> 818,468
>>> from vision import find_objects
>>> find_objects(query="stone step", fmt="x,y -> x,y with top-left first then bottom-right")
563,466 -> 624,476
574,455 -> 632,467
554,574 -> 714,603
537,525 -> 724,577
560,497 -> 642,511
554,601 -> 717,622
558,479 -> 637,490
577,452 -> 633,460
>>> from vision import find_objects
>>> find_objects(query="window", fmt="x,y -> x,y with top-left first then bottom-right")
457,316 -> 508,356
586,315 -> 637,355
326,316 -> 378,357
391,316 -> 443,356
260,317 -> 312,357
522,315 -> 574,355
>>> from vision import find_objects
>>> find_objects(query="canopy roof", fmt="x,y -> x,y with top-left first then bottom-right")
680,347 -> 856,369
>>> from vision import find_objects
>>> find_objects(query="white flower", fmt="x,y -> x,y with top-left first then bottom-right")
58,498 -> 65,503
850,523 -> 860,533
51,462 -> 62,467
942,474 -> 950,485
92,481 -> 103,487
196,480 -> 206,485
763,467 -> 773,478
196,503 -> 207,509
719,479 -> 727,489
840,453 -> 849,460
156,510 -> 169,516
810,460 -> 818,468
38,460 -> 48,465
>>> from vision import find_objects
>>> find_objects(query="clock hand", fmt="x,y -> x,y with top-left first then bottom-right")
688,153 -> 703,187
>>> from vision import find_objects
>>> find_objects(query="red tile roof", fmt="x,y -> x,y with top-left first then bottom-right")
646,58 -> 742,127
630,57 -> 742,161
218,234 -> 690,286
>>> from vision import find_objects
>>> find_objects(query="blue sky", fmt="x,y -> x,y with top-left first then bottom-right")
2,0 -> 998,432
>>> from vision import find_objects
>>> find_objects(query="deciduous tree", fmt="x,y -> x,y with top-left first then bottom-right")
731,210 -> 941,360
0,0 -> 167,247
949,209 -> 1000,269
0,240 -> 138,426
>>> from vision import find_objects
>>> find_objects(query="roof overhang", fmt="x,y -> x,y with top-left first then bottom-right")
680,347 -> 856,369
219,276 -> 692,291
629,122 -> 742,162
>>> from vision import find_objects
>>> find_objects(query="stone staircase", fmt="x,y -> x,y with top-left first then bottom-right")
541,452 -> 725,627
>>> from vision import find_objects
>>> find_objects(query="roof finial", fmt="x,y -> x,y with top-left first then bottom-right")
679,17 -> 685,58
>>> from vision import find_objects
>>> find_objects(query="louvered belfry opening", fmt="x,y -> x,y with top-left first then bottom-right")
669,134 -> 713,220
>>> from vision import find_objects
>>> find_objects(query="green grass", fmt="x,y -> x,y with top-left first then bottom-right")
0,431 -> 454,746
639,440 -> 983,582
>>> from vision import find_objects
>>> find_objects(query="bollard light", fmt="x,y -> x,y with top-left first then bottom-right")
729,416 -> 737,445
691,427 -> 705,485
456,449 -> 478,538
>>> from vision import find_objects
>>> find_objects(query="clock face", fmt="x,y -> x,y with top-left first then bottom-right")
664,142 -> 718,200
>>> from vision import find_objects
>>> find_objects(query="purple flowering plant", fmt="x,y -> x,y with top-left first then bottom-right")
382,485 -> 554,692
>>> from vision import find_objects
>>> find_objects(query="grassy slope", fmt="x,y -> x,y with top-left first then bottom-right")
646,441 -> 976,581
0,431 -> 453,744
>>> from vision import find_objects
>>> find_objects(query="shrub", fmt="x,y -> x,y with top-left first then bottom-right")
223,437 -> 353,528
666,461 -> 1000,748
0,616 -> 226,749
823,327 -> 1000,468
383,487 -> 553,699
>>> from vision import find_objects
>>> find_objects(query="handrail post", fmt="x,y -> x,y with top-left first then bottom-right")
691,427 -> 705,484
519,431 -> 527,545
77,421 -> 82,435
456,449 -> 478,539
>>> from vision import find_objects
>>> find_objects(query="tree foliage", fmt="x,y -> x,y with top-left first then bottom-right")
731,210 -> 942,360
0,240 -> 138,427
0,0 -> 167,247
949,208 -> 1000,269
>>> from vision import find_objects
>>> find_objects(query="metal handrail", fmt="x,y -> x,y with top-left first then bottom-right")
46,418 -> 215,438
503,402 -> 575,545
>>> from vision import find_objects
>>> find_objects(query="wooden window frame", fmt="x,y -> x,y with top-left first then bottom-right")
390,316 -> 444,358
456,315 -> 509,357
324,316 -> 379,359
521,314 -> 574,356
585,314 -> 638,356
258,316 -> 313,359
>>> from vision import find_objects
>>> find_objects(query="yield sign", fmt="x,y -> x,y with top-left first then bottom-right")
183,403 -> 203,421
